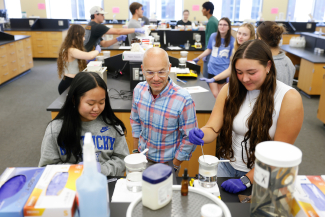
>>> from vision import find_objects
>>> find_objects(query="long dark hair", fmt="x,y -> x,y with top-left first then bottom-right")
215,17 -> 232,48
217,40 -> 277,169
57,25 -> 87,79
53,72 -> 126,163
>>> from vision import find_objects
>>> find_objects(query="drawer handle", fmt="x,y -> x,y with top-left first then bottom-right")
13,69 -> 17,71
36,32 -> 42,34
20,57 -> 24,59
19,49 -> 23,51
11,52 -> 15,55
37,39 -> 43,41
171,52 -> 178,54
21,65 -> 25,67
10,44 -> 14,46
12,60 -> 16,63
27,46 -> 31,48
38,52 -> 44,53
29,61 -> 32,63
1,55 -> 5,58
52,45 -> 59,47
28,54 -> 32,56
21,32 -> 26,33
4,73 -> 9,75
37,45 -> 44,47
2,64 -> 7,67
0,47 -> 4,49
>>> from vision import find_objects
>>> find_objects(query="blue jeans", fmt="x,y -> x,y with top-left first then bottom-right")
202,54 -> 211,78
217,159 -> 248,177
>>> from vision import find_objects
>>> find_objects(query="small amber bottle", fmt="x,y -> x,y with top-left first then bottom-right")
181,168 -> 189,196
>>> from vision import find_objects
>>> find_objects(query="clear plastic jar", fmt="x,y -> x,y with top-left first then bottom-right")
250,141 -> 302,216
124,154 -> 147,192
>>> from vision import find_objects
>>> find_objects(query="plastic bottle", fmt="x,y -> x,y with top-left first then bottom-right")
181,168 -> 189,196
76,132 -> 110,217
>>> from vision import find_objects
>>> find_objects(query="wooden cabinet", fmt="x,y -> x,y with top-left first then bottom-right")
297,59 -> 325,95
317,68 -> 325,124
0,37 -> 34,85
282,34 -> 297,45
5,30 -> 67,58
167,50 -> 204,73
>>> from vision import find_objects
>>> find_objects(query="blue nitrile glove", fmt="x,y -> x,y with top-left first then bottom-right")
193,58 -> 199,64
95,45 -> 101,53
0,175 -> 26,201
134,28 -> 145,34
78,162 -> 101,172
221,179 -> 247,194
200,77 -> 215,83
46,172 -> 69,195
116,35 -> 127,42
203,56 -> 207,62
189,128 -> 204,145
86,58 -> 96,64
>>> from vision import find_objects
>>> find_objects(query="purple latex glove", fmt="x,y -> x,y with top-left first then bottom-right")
134,28 -> 145,34
200,77 -> 215,83
46,172 -> 69,196
86,58 -> 96,64
0,175 -> 26,201
193,58 -> 199,64
116,35 -> 127,42
78,162 -> 101,172
95,45 -> 101,53
203,56 -> 207,62
189,128 -> 204,145
221,179 -> 247,194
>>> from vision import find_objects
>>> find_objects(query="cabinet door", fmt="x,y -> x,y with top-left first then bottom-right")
317,70 -> 325,124
167,51 -> 181,59
297,59 -> 314,94
18,56 -> 27,73
0,63 -> 10,84
0,46 -> 7,65
8,60 -> 19,77
23,38 -> 33,55
0,45 -> 6,56
16,40 -> 25,58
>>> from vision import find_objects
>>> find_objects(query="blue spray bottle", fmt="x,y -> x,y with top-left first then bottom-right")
76,132 -> 110,217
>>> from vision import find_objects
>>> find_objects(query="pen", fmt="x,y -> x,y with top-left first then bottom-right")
177,78 -> 187,84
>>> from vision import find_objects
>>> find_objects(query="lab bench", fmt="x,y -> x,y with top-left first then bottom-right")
47,65 -> 215,178
0,33 -> 33,85
317,66 -> 325,125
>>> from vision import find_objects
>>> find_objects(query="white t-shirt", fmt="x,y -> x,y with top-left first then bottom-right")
230,80 -> 293,172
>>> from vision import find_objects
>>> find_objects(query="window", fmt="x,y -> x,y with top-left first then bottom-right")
46,0 -> 103,19
287,0 -> 325,22
210,0 -> 262,21
4,0 -> 22,18
129,0 -> 183,21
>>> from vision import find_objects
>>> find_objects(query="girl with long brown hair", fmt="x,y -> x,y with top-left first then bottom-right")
57,24 -> 101,94
200,23 -> 255,84
193,17 -> 234,98
189,39 -> 303,194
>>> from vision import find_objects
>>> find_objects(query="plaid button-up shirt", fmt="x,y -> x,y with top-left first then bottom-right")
130,79 -> 197,163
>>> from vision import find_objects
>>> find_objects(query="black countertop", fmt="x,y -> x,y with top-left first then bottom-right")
4,28 -> 69,32
108,177 -> 251,217
0,35 -> 31,46
47,72 -> 215,113
102,43 -> 205,51
281,45 -> 325,63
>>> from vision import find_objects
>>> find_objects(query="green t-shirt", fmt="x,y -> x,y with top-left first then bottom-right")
205,16 -> 219,49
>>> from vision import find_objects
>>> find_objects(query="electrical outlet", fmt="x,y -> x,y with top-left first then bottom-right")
29,20 -> 34,26
58,20 -> 64,26
306,23 -> 312,29
133,68 -> 139,80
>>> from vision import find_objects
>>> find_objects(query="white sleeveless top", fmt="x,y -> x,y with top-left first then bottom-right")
230,80 -> 293,172
63,59 -> 79,75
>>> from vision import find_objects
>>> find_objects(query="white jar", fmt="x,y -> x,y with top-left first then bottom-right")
142,163 -> 173,210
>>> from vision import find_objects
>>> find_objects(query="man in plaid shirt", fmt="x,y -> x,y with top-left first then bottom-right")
130,47 -> 198,172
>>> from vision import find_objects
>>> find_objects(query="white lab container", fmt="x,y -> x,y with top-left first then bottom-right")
142,163 -> 173,210
124,153 -> 147,192
87,61 -> 102,71
250,141 -> 302,217
201,204 -> 223,217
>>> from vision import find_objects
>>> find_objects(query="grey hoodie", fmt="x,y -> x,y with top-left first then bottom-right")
273,51 -> 295,86
39,117 -> 129,176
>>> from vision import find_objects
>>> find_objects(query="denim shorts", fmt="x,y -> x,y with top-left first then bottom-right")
217,158 -> 248,178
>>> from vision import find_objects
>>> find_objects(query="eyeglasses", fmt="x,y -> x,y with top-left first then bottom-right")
143,70 -> 169,78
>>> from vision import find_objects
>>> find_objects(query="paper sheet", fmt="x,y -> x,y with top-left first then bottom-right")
119,46 -> 131,49
183,86 -> 209,94
168,46 -> 182,50
111,179 -> 142,203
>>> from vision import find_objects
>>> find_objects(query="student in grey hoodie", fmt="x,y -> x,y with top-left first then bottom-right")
39,72 -> 129,176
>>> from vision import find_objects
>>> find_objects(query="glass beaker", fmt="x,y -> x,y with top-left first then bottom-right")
124,154 -> 148,192
198,155 -> 219,188
250,141 -> 302,217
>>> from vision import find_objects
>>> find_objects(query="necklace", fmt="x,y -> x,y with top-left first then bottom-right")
248,92 -> 257,107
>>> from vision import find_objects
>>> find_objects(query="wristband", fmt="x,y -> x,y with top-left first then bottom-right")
132,149 -> 140,153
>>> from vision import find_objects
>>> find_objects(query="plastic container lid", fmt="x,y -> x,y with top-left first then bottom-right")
201,204 -> 223,217
142,163 -> 172,184
198,155 -> 219,167
124,154 -> 147,168
255,141 -> 302,168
